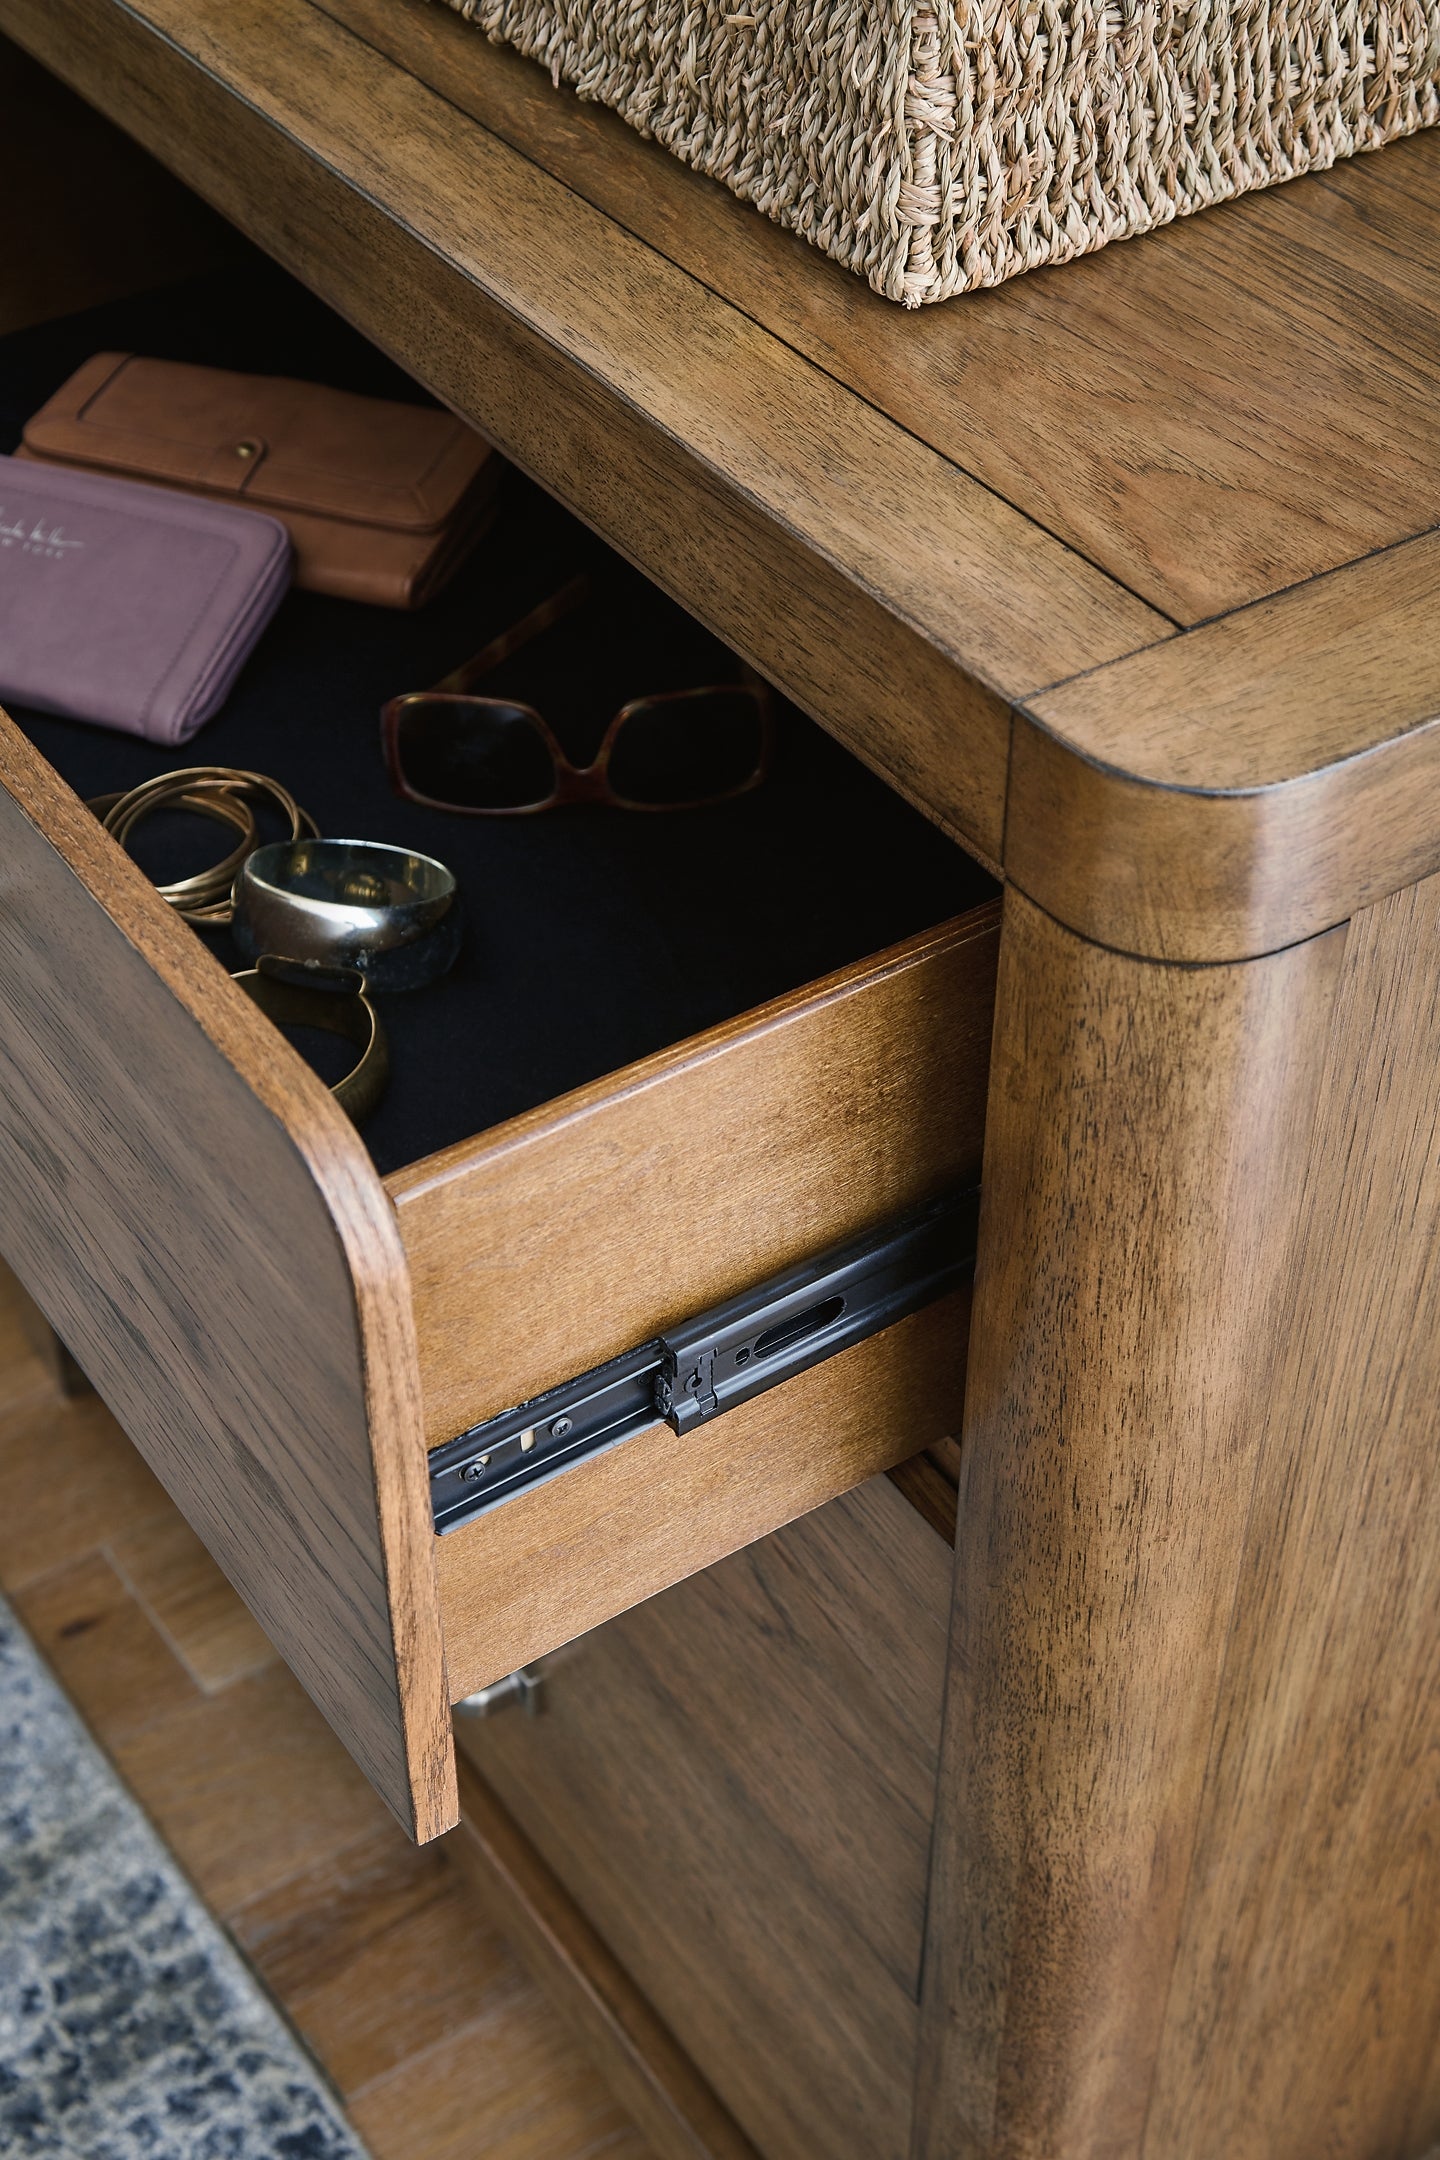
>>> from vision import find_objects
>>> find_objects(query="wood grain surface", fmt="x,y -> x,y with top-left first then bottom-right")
9,15 -> 1439,2134
456,1475 -> 950,2160
107,1511 -> 276,1692
914,889 -> 1348,2158
0,713 -> 453,1840
1144,869 -> 1440,2159
436,1283 -> 970,1701
9,0 -> 1440,956
1015,528 -> 1440,959
389,909 -> 997,1447
0,0 -> 1164,876
320,0 -> 1440,627
888,1438 -> 961,1543
416,897 -> 978,1793
452,1761 -> 760,2160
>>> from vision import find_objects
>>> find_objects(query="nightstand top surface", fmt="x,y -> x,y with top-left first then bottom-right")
5,0 -> 1438,955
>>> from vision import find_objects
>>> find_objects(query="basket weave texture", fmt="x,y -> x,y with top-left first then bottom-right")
444,0 -> 1440,303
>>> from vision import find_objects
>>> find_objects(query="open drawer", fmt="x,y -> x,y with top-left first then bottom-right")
0,712 -> 996,1840
0,262 -> 999,1843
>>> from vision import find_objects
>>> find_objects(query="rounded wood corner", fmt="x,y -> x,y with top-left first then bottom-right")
1008,534 -> 1440,964
1004,710 -> 1440,966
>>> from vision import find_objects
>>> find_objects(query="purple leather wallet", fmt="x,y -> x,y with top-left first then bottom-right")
0,453 -> 292,743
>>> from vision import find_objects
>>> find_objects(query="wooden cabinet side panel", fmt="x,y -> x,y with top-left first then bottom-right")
915,891 -> 1347,2157
456,1475 -> 951,2160
451,1756 -> 762,2160
1145,871 -> 1440,2160
0,722 -> 453,1840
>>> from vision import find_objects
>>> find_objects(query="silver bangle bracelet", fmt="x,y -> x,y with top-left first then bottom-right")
232,838 -> 461,992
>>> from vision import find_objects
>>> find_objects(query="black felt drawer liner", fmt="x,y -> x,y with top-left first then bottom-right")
0,260 -> 996,1176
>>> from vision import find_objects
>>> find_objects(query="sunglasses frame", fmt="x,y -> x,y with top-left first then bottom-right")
381,573 -> 777,815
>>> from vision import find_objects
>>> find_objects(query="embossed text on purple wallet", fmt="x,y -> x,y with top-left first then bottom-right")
0,453 -> 292,743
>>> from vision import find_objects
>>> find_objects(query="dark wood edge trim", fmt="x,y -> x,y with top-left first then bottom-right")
0,711 -> 456,1841
450,1753 -> 762,2160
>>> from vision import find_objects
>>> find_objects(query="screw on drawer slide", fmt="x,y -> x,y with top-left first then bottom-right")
428,1186 -> 979,1535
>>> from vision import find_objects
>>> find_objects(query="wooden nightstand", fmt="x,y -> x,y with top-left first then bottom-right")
1,7 -> 1438,2155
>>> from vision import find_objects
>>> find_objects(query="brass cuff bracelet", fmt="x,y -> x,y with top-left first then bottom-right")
231,957 -> 389,1125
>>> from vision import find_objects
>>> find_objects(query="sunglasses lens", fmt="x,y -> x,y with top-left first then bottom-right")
607,689 -> 767,806
392,698 -> 558,809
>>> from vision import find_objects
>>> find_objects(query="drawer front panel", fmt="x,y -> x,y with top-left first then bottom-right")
0,716 -> 454,1838
455,1473 -> 952,2160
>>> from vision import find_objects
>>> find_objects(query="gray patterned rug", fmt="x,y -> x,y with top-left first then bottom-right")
0,1594 -> 372,2159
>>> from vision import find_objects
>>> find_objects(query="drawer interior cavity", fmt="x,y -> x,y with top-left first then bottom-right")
0,253 -> 997,1180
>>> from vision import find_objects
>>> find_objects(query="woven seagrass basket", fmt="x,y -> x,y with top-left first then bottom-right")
443,0 -> 1440,303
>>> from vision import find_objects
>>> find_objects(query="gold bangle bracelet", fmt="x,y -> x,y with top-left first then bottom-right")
94,768 -> 318,927
231,958 -> 389,1125
89,784 -> 259,916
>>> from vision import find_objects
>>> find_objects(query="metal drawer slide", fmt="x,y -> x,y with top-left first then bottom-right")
429,1188 -> 978,1533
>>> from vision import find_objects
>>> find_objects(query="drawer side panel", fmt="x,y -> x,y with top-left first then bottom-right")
437,1282 -> 970,1697
391,906 -> 999,1448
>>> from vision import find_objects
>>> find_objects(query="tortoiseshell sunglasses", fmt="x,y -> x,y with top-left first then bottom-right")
383,574 -> 775,814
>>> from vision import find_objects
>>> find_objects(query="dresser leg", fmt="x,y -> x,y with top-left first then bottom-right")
916,879 -> 1440,2159
9,1269 -> 94,1398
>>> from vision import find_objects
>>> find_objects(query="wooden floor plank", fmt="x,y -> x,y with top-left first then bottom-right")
0,1390 -> 173,1590
107,1660 -> 398,1916
0,1263 -> 658,2160
302,1893 -> 533,2100
231,1824 -> 459,2001
14,1548 -> 205,1741
348,2011 -> 651,2160
108,1512 -> 277,1693
235,1830 -> 529,2096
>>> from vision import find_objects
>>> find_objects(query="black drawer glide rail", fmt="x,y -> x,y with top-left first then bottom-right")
429,1187 -> 979,1534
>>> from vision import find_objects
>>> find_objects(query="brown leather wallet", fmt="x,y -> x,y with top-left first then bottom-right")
18,353 -> 500,608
